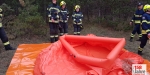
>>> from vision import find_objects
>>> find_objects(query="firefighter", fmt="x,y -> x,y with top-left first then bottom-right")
129,2 -> 144,42
138,4 -> 150,55
72,5 -> 83,35
0,8 -> 15,50
59,1 -> 69,36
47,0 -> 60,43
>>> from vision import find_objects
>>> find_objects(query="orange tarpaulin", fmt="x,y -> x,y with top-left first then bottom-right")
6,43 -> 50,75
5,43 -> 150,75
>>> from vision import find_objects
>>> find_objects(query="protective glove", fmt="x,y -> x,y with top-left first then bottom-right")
129,22 -> 133,26
80,25 -> 84,31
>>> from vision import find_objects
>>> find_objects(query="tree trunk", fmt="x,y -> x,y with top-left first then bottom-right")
44,0 -> 47,23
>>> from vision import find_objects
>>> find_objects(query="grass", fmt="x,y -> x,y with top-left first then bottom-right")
0,23 -> 150,75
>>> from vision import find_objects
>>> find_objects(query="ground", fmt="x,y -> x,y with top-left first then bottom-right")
0,24 -> 150,75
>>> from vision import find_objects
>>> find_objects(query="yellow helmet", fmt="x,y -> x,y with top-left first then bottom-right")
143,4 -> 149,12
60,1 -> 66,6
75,5 -> 80,10
0,8 -> 2,12
146,5 -> 150,11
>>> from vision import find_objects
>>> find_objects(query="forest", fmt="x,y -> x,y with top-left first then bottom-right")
0,0 -> 150,37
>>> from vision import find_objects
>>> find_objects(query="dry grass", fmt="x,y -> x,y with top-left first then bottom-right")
0,23 -> 150,75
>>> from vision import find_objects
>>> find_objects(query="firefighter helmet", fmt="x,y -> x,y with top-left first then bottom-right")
143,4 -> 149,12
146,5 -> 150,11
75,5 -> 80,10
60,1 -> 66,6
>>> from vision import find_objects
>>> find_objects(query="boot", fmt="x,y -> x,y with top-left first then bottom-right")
138,47 -> 143,55
77,33 -> 80,35
129,37 -> 133,42
74,32 -> 77,35
138,50 -> 143,55
55,37 -> 59,41
60,33 -> 64,36
77,32 -> 80,35
5,44 -> 16,50
50,38 -> 55,43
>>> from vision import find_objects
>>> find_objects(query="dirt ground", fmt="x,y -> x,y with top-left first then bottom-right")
0,24 -> 150,75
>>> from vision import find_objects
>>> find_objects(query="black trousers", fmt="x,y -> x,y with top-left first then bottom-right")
0,27 -> 9,44
132,24 -> 141,35
49,22 -> 59,43
73,24 -> 81,35
140,34 -> 148,48
49,23 -> 59,36
59,22 -> 68,35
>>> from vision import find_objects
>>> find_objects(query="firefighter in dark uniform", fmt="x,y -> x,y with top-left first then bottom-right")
47,0 -> 60,43
59,1 -> 69,36
138,5 -> 150,55
72,5 -> 83,35
0,8 -> 15,50
130,2 -> 144,42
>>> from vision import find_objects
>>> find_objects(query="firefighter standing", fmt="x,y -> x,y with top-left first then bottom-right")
0,8 -> 15,50
138,5 -> 150,55
59,1 -> 69,36
129,2 -> 144,42
47,0 -> 60,43
72,5 -> 83,35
